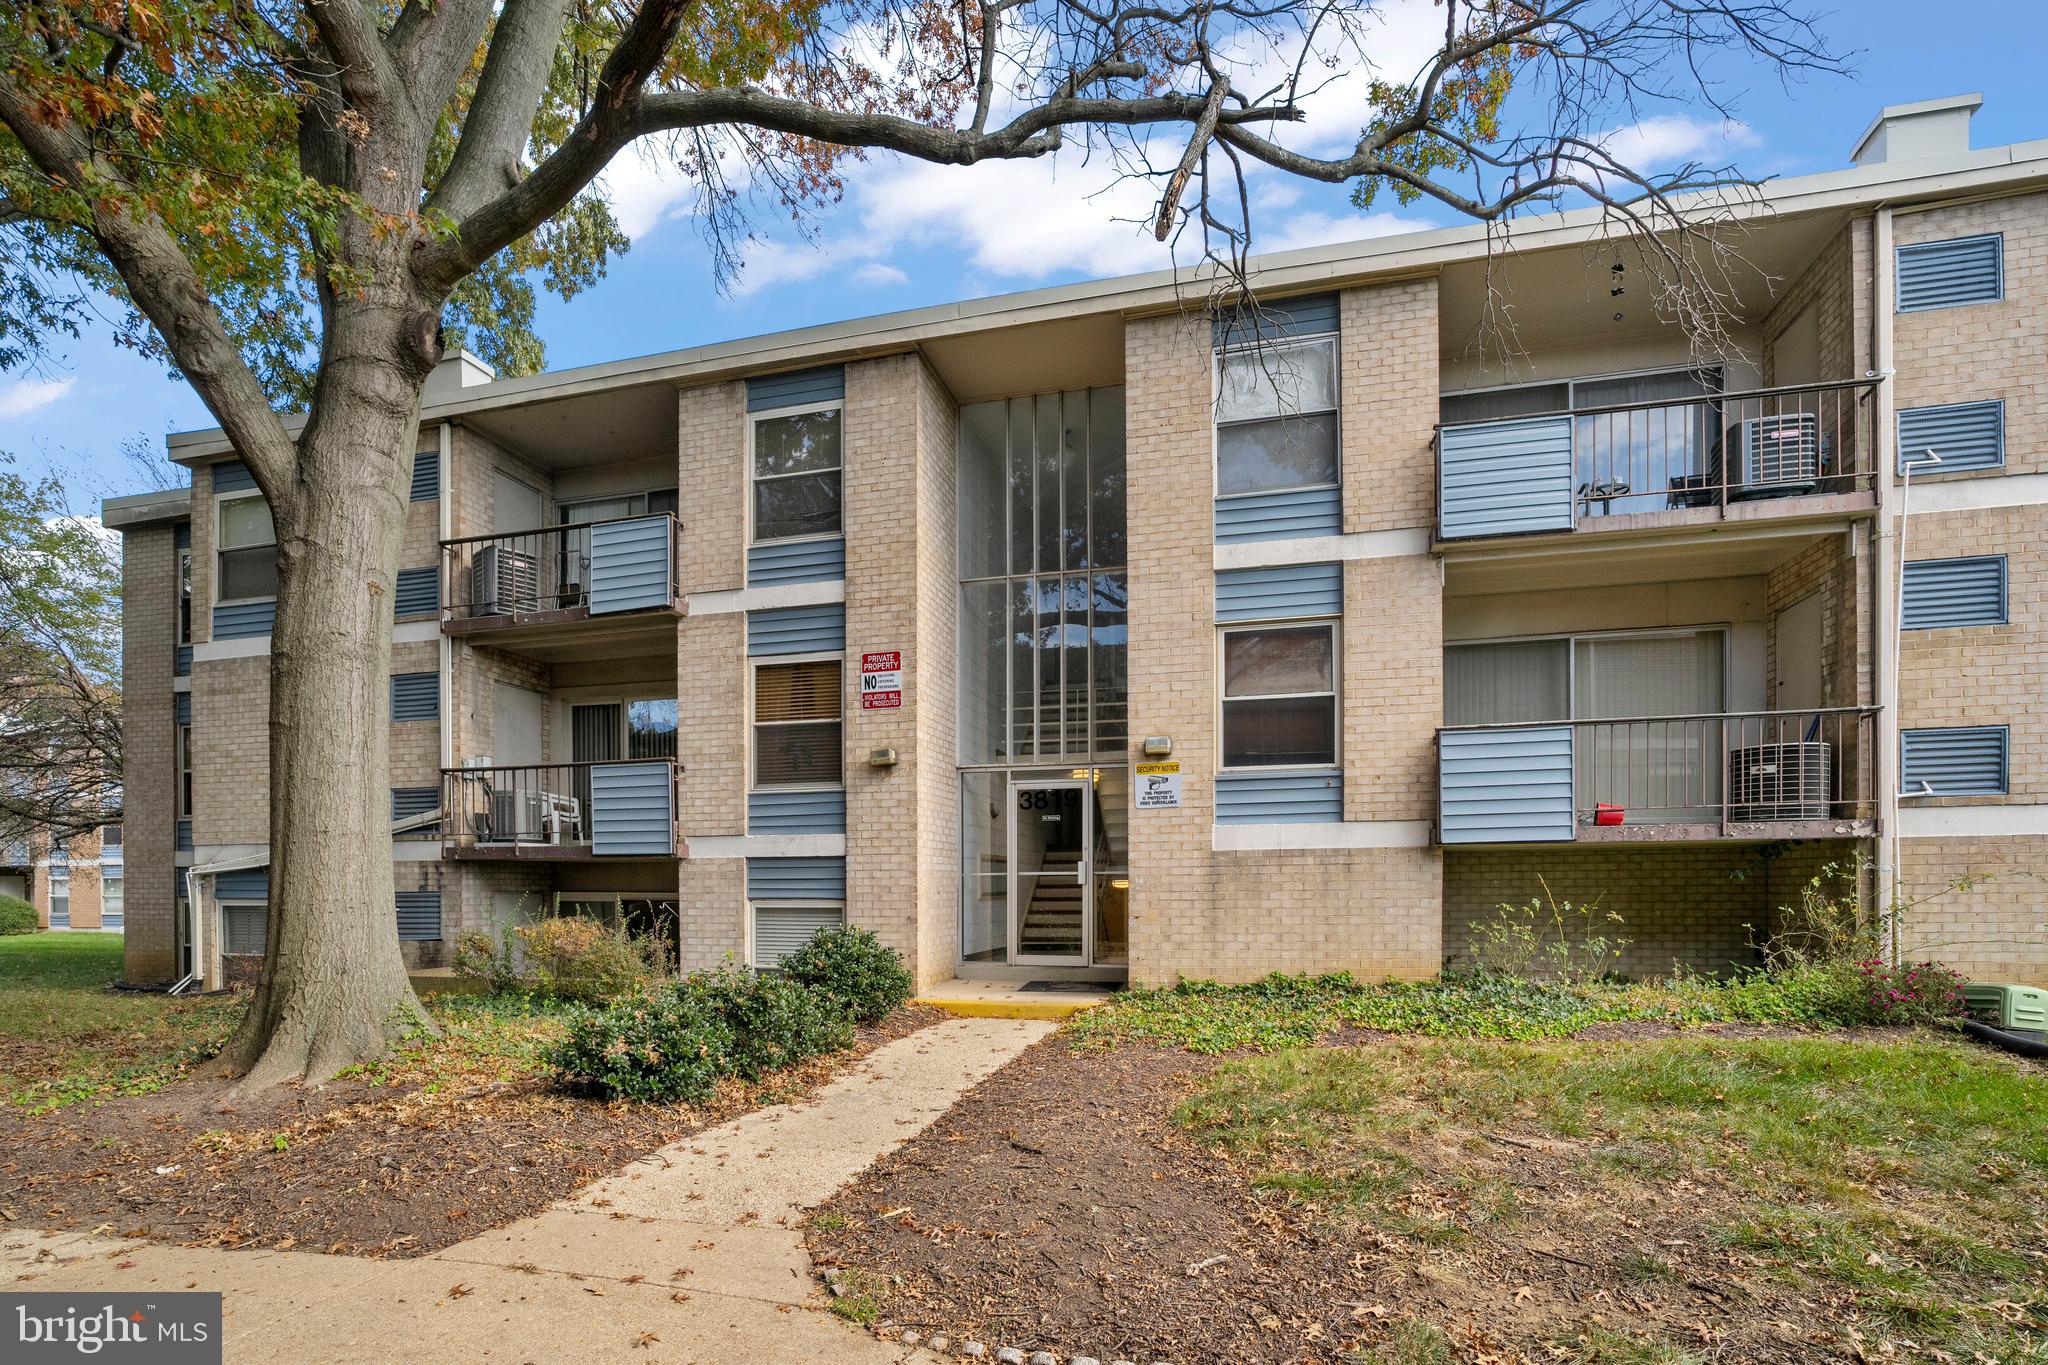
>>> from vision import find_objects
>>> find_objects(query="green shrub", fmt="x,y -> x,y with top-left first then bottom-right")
779,925 -> 912,1024
546,988 -> 736,1103
0,895 -> 39,935
1712,962 -> 1872,1026
514,916 -> 658,1002
1469,877 -> 1629,985
681,965 -> 852,1080
450,928 -> 522,994
1858,958 -> 1968,1026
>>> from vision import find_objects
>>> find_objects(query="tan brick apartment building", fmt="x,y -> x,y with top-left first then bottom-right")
1,824 -> 121,932
103,95 -> 2047,992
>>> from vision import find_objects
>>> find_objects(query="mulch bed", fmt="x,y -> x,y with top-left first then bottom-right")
0,1003 -> 945,1259
806,1033 -> 1878,1364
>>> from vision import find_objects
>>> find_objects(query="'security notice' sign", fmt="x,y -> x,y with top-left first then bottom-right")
860,652 -> 903,709
1134,760 -> 1182,809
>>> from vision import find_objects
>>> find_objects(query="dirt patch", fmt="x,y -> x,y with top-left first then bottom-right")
808,1035 -> 1897,1363
0,1003 -> 945,1258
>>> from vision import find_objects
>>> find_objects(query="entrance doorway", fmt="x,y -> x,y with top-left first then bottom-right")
1009,779 -> 1090,964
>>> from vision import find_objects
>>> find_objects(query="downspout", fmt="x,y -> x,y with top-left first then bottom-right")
1870,205 -> 1900,961
437,422 -> 455,772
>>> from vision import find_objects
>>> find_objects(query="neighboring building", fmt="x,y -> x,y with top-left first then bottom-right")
102,94 -> 2047,991
4,824 -> 122,931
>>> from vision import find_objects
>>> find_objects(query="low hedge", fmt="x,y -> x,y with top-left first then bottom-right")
0,895 -> 39,936
779,925 -> 913,1024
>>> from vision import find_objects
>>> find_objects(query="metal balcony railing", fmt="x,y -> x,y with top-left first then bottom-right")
440,513 -> 682,624
1437,379 -> 1881,538
440,760 -> 680,857
1438,707 -> 1879,843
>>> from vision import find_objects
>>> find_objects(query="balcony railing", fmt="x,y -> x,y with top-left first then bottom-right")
1438,707 -> 1879,844
440,513 -> 682,627
1437,379 -> 1881,540
441,760 -> 681,858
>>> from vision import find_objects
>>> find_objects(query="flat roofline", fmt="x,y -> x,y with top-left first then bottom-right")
156,132 -> 2048,464
101,486 -> 192,528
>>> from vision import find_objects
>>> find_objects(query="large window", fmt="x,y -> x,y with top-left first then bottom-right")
1221,623 -> 1338,768
216,493 -> 277,602
1215,337 -> 1339,497
752,407 -> 842,542
754,660 -> 843,786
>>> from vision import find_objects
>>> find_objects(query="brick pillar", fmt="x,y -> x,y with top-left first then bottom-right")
121,523 -> 180,981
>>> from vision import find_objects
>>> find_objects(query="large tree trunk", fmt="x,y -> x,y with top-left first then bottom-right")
219,305 -> 443,1088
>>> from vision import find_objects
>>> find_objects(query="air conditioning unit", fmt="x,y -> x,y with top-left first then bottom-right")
1728,742 -> 1832,820
487,788 -> 547,843
1724,413 -> 1820,497
472,546 -> 540,616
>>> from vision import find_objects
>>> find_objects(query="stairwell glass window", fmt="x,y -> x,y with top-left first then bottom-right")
751,405 -> 842,542
1214,337 -> 1339,497
216,492 -> 277,602
1221,623 -> 1338,768
754,660 -> 843,786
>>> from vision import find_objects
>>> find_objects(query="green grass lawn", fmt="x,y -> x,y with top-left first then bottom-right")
1180,1034 -> 2048,1362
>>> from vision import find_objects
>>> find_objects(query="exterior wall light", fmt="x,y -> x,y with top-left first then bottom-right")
1141,736 -> 1173,758
867,747 -> 898,768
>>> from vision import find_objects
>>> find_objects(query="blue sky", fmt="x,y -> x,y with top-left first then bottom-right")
3,0 -> 2043,512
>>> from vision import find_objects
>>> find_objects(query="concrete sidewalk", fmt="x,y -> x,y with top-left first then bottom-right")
3,1016 -> 1054,1363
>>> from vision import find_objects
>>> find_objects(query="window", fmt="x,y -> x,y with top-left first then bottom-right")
1221,623 -> 1337,767
1215,337 -> 1338,497
222,904 -> 267,955
177,549 -> 193,644
753,660 -> 843,786
752,407 -> 842,542
177,724 -> 194,819
627,699 -> 678,759
216,493 -> 277,601
101,824 -> 122,850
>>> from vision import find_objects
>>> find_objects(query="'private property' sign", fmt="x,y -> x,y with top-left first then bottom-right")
860,652 -> 903,709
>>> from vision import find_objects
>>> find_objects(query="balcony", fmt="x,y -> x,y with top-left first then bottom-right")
1437,380 -> 1880,543
440,760 -> 682,859
440,515 -> 683,658
1438,708 -> 1879,845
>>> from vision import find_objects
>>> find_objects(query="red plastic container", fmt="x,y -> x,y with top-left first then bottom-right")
1593,803 -> 1626,826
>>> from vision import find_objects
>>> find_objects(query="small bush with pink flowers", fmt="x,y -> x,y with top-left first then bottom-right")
1857,958 -> 1968,1026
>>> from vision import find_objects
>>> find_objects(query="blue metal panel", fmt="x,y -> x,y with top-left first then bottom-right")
1439,416 -> 1576,539
747,604 -> 846,656
175,820 -> 193,852
176,645 -> 193,676
1897,234 -> 2003,312
390,671 -> 439,722
211,599 -> 275,638
748,788 -> 848,834
1215,562 -> 1343,623
175,693 -> 192,725
409,448 -> 439,502
1897,400 -> 2003,473
1213,486 -> 1343,543
589,515 -> 675,615
174,522 -> 191,549
1903,556 -> 2007,629
1213,291 -> 1340,346
746,856 -> 846,900
395,890 -> 443,941
1439,726 -> 1577,843
1214,770 -> 1343,824
210,460 -> 257,493
747,537 -> 846,586
394,566 -> 439,618
391,787 -> 439,821
747,366 -> 845,412
174,869 -> 187,901
589,762 -> 675,855
1902,726 -> 2008,796
215,868 -> 270,899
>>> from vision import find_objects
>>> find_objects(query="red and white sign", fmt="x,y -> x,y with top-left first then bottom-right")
859,651 -> 903,710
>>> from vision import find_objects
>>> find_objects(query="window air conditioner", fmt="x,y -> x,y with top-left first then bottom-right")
1728,742 -> 1832,821
1724,413 -> 1820,497
472,545 -> 540,615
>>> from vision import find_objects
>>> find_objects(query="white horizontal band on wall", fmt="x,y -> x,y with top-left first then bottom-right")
688,579 -> 847,616
685,834 -> 847,860
1898,804 -> 2048,838
1213,527 -> 1431,572
190,636 -> 270,662
1212,820 -> 1433,851
1899,471 -> 2048,514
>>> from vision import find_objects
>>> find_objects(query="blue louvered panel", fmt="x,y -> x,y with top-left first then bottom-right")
175,522 -> 192,549
175,820 -> 193,852
390,671 -> 439,721
211,460 -> 257,493
1439,416 -> 1576,539
174,869 -> 187,901
747,366 -> 846,412
1215,562 -> 1342,623
1903,556 -> 2007,629
1214,770 -> 1343,824
746,856 -> 846,900
175,693 -> 192,725
1213,486 -> 1343,544
391,787 -> 440,821
747,604 -> 846,656
212,599 -> 275,638
589,515 -> 675,615
1902,726 -> 2008,796
395,890 -> 443,941
409,448 -> 439,502
1213,291 -> 1340,346
589,761 -> 676,855
176,645 -> 193,676
747,537 -> 846,586
1897,234 -> 2003,312
1897,400 -> 2003,473
1439,726 -> 1577,843
394,566 -> 439,618
214,868 -> 270,899
752,907 -> 844,969
747,788 -> 847,834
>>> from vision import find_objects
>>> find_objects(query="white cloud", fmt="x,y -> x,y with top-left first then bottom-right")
851,262 -> 909,287
0,377 -> 76,420
1255,208 -> 1436,257
596,146 -> 702,239
1597,115 -> 1760,171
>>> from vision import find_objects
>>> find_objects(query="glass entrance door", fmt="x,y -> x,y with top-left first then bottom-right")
1008,779 -> 1090,964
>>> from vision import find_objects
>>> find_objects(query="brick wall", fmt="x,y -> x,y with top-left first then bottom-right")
190,654 -> 271,847
121,523 -> 180,980
912,361 -> 962,984
1897,837 -> 2048,981
1341,277 -> 1439,535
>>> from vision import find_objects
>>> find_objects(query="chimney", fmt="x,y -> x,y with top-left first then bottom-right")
1851,93 -> 1982,167
422,348 -> 497,403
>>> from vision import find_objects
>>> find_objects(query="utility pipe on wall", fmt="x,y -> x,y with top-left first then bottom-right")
1870,205 -> 1900,961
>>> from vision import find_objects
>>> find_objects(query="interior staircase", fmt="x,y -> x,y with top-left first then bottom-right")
1017,848 -> 1085,956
